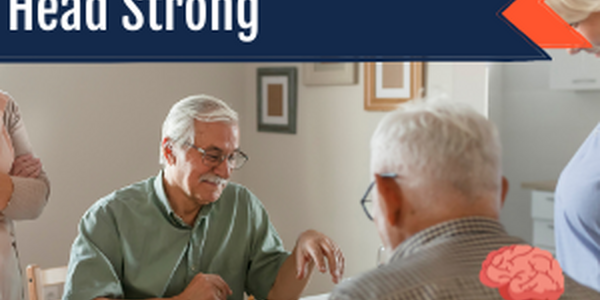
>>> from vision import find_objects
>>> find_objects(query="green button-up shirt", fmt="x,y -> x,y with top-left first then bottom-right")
63,172 -> 289,300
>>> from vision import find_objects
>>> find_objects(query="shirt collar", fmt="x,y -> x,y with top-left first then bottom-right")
154,170 -> 174,216
390,216 -> 507,261
153,170 -> 215,229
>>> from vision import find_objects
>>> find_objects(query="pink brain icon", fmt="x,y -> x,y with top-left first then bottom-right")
479,245 -> 564,300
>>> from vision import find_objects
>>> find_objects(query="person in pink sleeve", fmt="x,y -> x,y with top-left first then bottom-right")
0,90 -> 50,300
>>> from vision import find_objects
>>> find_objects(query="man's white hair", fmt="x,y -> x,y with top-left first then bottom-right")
370,99 -> 502,198
160,95 -> 238,166
546,0 -> 600,24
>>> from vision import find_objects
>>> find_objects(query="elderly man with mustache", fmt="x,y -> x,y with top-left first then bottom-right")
63,95 -> 344,300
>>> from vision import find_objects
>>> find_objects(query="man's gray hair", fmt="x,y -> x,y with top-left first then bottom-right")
371,99 -> 502,197
160,95 -> 238,166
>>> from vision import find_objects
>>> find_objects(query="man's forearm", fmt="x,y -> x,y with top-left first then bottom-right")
268,248 -> 314,300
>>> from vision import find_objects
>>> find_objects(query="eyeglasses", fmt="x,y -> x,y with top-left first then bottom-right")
361,173 -> 397,221
185,142 -> 248,170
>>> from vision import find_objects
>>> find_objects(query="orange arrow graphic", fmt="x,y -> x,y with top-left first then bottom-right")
503,0 -> 592,48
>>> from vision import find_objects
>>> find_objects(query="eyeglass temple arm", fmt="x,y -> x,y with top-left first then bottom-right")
378,172 -> 397,178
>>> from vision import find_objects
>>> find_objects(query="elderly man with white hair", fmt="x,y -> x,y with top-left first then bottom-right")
329,99 -> 600,300
63,95 -> 344,300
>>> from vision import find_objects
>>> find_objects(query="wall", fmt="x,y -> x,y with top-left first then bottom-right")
239,62 -> 489,295
490,53 -> 600,243
488,63 -> 504,136
0,63 -> 245,271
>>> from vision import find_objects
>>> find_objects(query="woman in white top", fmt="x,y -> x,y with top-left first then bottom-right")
0,90 -> 50,300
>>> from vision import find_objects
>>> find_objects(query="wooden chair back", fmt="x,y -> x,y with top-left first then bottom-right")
26,264 -> 68,300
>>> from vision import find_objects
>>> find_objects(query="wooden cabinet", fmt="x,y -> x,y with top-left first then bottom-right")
549,49 -> 600,90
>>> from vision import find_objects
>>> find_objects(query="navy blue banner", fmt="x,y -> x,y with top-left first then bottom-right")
0,0 -> 549,62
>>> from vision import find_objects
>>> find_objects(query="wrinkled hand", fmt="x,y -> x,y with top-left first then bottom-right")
295,230 -> 345,284
9,154 -> 41,178
175,273 -> 232,300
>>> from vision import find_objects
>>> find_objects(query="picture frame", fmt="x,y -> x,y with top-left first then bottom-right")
364,62 -> 425,111
303,63 -> 357,86
257,67 -> 298,134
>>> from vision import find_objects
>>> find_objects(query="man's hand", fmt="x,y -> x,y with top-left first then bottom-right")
10,154 -> 41,178
267,230 -> 345,300
295,230 -> 345,284
175,273 -> 232,300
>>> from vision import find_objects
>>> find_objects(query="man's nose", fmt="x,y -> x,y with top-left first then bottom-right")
213,158 -> 232,179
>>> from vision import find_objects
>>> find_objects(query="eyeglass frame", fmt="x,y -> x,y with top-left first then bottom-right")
184,142 -> 249,170
360,173 -> 398,221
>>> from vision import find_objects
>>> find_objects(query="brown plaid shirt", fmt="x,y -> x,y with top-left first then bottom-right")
330,217 -> 600,300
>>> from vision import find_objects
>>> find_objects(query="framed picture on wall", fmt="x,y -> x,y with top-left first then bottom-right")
257,67 -> 298,134
303,63 -> 357,86
364,62 -> 425,111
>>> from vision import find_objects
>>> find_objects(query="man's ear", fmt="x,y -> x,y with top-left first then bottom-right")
162,137 -> 176,165
500,176 -> 509,208
374,175 -> 403,227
